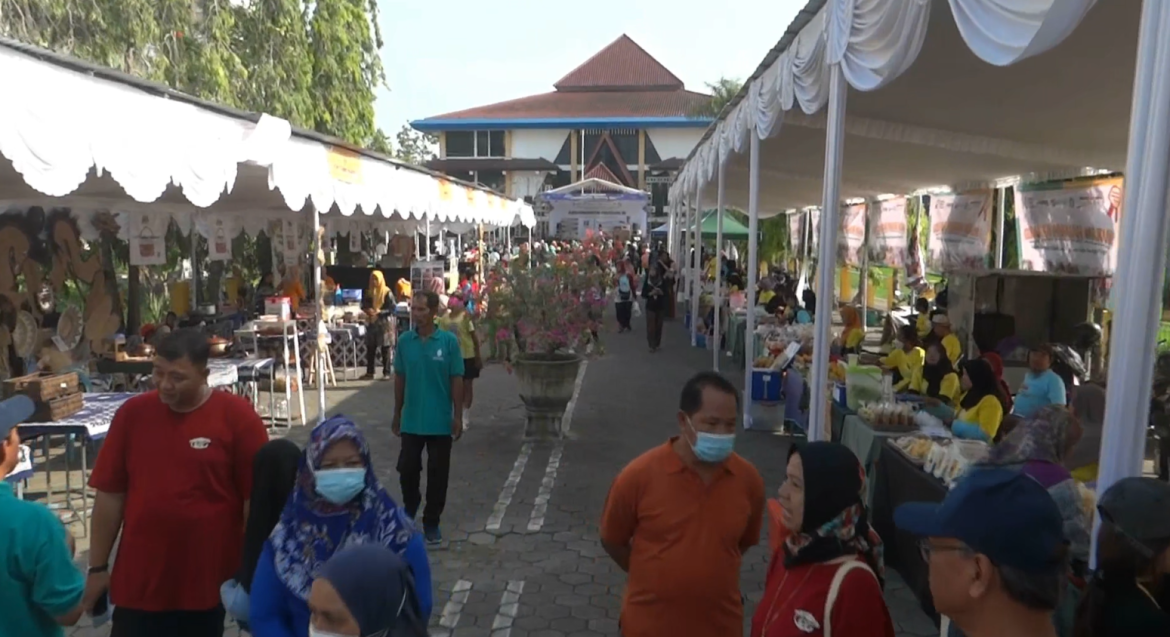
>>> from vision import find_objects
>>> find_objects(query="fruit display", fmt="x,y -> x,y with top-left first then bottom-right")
829,360 -> 847,382
894,435 -> 933,464
858,402 -> 916,429
752,325 -> 815,370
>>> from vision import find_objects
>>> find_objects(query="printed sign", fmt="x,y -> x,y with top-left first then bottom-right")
1014,178 -> 1122,276
928,191 -> 994,271
836,203 -> 867,266
869,197 -> 908,267
788,211 -> 804,256
206,215 -> 236,261
327,147 -> 363,185
129,213 -> 167,266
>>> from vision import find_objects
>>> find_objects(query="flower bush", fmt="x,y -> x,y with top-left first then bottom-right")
483,243 -> 610,360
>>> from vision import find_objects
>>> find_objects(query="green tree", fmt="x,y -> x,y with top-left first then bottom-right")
758,214 -> 791,264
235,0 -> 316,126
394,124 -> 437,165
692,77 -> 743,118
307,0 -> 384,145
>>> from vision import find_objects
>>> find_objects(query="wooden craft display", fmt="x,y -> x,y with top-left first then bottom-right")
2,371 -> 84,422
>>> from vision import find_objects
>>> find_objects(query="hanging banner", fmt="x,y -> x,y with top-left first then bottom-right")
928,190 -> 994,271
869,197 -> 908,267
1014,178 -> 1122,276
349,227 -> 362,252
282,218 -> 299,267
810,208 -> 821,253
327,147 -> 363,185
206,215 -> 236,261
788,212 -> 804,255
836,203 -> 867,266
129,213 -> 167,266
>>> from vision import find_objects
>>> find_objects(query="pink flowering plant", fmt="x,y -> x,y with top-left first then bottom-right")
484,244 -> 609,360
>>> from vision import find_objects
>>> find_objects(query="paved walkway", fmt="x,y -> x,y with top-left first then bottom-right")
67,316 -> 935,637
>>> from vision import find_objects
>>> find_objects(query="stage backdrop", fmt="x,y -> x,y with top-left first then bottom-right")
544,193 -> 648,241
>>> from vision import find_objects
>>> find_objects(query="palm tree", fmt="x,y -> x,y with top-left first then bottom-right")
691,77 -> 744,118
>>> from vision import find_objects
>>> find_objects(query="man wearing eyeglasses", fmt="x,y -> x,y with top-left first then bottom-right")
894,469 -> 1066,637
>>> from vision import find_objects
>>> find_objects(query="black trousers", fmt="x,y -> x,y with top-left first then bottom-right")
397,433 -> 453,527
646,309 -> 664,348
615,301 -> 633,328
365,331 -> 390,376
111,606 -> 225,637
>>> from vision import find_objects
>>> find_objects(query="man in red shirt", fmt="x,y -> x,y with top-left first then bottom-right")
83,329 -> 269,637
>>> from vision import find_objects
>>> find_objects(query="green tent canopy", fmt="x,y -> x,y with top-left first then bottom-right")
649,209 -> 754,239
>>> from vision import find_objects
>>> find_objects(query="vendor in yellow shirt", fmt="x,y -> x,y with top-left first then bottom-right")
915,298 -> 932,339
906,342 -> 961,406
952,358 -> 1006,442
931,312 -> 962,365
838,305 -> 865,354
880,325 -> 925,391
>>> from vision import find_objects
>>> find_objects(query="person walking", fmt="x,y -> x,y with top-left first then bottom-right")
439,294 -> 481,427
84,329 -> 270,637
393,290 -> 464,544
600,371 -> 764,637
0,395 -> 86,637
361,271 -> 396,380
615,262 -> 637,332
642,266 -> 667,352
249,417 -> 431,637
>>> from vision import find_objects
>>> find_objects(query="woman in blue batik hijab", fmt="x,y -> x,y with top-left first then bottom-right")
249,416 -> 432,637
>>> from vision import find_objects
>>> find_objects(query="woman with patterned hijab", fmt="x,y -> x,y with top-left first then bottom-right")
249,416 -> 431,637
751,442 -> 894,637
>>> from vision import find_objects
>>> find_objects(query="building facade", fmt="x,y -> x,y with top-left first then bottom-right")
412,35 -> 713,235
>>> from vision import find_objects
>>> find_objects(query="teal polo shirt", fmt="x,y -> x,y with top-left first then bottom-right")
0,482 -> 84,637
394,328 -> 465,436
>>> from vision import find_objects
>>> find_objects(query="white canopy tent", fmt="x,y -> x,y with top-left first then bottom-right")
0,37 -> 534,422
669,0 -> 1166,507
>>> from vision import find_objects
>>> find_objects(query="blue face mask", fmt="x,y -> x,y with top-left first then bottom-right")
314,468 -> 366,504
687,418 -> 735,463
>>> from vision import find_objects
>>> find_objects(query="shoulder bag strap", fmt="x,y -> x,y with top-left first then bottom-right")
823,559 -> 876,637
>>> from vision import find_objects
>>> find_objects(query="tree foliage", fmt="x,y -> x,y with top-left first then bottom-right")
393,124 -> 438,165
0,0 -> 388,148
692,77 -> 744,118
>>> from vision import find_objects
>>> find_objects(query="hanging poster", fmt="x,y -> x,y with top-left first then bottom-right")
788,211 -> 804,256
836,203 -> 867,266
868,197 -> 907,267
809,208 -> 821,252
928,190 -> 994,271
205,215 -> 236,261
282,218 -> 299,267
349,227 -> 362,253
129,213 -> 167,266
1014,178 -> 1122,276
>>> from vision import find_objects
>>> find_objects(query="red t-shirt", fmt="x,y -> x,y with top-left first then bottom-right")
89,390 -> 269,611
750,550 -> 894,637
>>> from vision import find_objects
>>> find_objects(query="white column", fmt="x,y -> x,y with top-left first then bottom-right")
714,161 -> 726,370
994,188 -> 1007,269
681,200 -> 691,305
310,205 -> 327,424
690,184 -> 704,347
742,133 -> 761,427
808,64 -> 849,442
1098,0 -> 1170,502
424,219 -> 431,260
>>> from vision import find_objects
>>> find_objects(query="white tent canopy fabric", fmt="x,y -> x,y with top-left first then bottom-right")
0,40 -> 535,230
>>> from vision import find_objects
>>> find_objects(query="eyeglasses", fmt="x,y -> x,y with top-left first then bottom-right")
918,539 -> 972,562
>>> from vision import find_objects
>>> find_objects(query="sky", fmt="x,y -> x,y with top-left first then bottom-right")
373,0 -> 809,132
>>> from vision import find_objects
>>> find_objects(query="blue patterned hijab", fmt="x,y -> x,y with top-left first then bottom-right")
269,415 -> 415,601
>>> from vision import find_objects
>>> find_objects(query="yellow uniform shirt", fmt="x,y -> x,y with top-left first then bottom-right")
941,333 -> 962,366
438,312 -> 477,359
881,347 -> 925,391
957,394 -> 1004,441
843,327 -> 865,350
907,370 -> 960,405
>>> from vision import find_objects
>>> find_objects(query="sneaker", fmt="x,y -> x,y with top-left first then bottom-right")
424,525 -> 443,544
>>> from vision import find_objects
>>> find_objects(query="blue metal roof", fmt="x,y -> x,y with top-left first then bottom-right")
411,116 -> 712,132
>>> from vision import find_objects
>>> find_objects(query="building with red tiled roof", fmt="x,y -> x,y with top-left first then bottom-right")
412,35 -> 713,235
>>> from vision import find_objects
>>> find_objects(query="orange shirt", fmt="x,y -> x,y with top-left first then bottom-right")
600,438 -> 765,637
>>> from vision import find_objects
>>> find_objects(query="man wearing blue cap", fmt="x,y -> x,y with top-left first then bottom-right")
895,468 -> 1067,637
0,394 -> 86,636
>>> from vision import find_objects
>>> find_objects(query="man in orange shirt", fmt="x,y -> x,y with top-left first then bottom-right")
600,371 -> 765,637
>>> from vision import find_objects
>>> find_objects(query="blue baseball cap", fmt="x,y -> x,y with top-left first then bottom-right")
0,394 -> 35,440
894,468 -> 1065,572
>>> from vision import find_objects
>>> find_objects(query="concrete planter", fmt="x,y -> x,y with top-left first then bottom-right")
513,353 -> 583,438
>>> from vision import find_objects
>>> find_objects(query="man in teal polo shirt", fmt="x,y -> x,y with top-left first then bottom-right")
0,394 -> 86,636
394,290 -> 465,544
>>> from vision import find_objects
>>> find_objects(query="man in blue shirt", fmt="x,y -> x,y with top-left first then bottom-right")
0,395 -> 86,636
1012,344 -> 1067,418
394,290 -> 464,544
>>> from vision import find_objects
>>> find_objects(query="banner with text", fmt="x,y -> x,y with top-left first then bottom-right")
789,211 -> 805,256
837,203 -> 867,266
928,190 -> 994,272
869,197 -> 908,267
1014,178 -> 1122,277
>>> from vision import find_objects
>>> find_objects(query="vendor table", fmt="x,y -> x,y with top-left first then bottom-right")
17,392 -> 134,531
3,444 -> 34,498
840,415 -> 907,506
871,440 -> 948,623
830,400 -> 855,442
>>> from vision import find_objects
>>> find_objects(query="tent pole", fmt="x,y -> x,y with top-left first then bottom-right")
743,133 -> 761,428
691,183 -> 704,347
994,188 -> 1007,269
809,63 -> 849,442
311,203 -> 327,424
1098,0 -> 1170,528
714,161 -> 726,371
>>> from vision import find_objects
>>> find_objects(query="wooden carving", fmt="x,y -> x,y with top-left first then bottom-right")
48,215 -> 121,354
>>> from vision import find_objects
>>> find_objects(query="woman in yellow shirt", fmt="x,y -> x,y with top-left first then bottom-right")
881,325 -> 924,392
914,298 -> 932,339
907,342 -> 961,406
439,294 -> 481,424
952,358 -> 1006,442
838,306 -> 865,354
